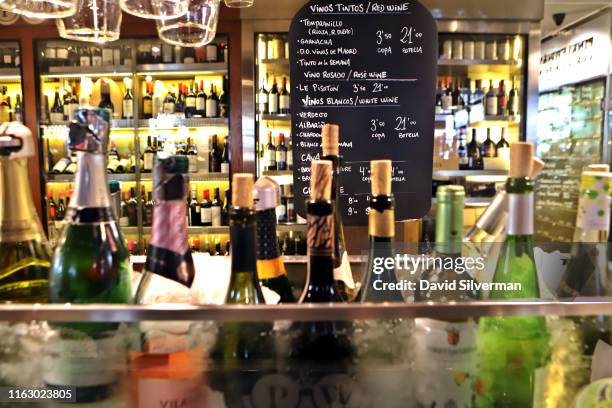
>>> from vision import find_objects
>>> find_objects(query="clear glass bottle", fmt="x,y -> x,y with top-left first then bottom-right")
0,122 -> 51,302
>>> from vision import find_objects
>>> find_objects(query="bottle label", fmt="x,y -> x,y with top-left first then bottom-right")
92,56 -> 102,66
486,96 -> 498,115
119,216 -> 129,227
43,331 -> 122,387
200,207 -> 212,224
188,156 -> 197,173
163,103 -> 175,114
144,152 -> 154,170
143,100 -> 152,115
3,54 -> 11,64
50,112 -> 64,124
211,206 -> 221,226
275,150 -> 286,164
186,97 -> 196,108
79,57 -> 90,66
221,162 -> 229,174
413,318 -> 478,407
507,192 -> 533,235
206,100 -> 217,117
147,202 -> 195,287
196,97 -> 205,111
279,95 -> 290,111
286,151 -> 293,166
306,213 -> 333,256
123,100 -> 133,118
137,378 -> 201,408
577,175 -> 611,231
265,150 -> 276,165
268,95 -> 278,113
102,49 -> 113,65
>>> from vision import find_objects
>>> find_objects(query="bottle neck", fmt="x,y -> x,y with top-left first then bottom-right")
0,157 -> 44,242
70,152 -> 111,209
229,207 -> 261,292
256,208 -> 286,280
506,177 -> 534,237
303,200 -> 340,301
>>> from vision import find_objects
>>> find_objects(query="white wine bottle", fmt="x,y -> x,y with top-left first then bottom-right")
0,122 -> 51,302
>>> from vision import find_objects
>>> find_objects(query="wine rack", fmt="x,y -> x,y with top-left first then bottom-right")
37,37 -> 231,254
0,42 -> 23,126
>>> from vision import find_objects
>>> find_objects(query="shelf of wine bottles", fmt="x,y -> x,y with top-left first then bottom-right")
38,37 -> 232,249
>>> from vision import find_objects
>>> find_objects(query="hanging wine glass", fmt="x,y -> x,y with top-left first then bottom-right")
120,0 -> 187,20
223,0 -> 252,8
56,0 -> 121,43
156,0 -> 219,47
0,0 -> 77,19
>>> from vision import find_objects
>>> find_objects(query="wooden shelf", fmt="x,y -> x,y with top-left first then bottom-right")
138,117 -> 228,129
260,113 -> 291,121
42,65 -> 132,78
47,173 -> 138,182
136,62 -> 227,76
433,169 -> 508,177
123,226 -> 229,235
261,58 -> 289,66
263,170 -> 292,177
438,59 -> 520,67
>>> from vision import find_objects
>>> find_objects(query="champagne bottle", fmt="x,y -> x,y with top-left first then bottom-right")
290,160 -> 354,390
556,169 -> 612,354
209,174 -> 274,407
414,185 -> 479,407
321,124 -> 355,301
132,154 -> 201,408
359,160 -> 403,302
0,122 -> 51,302
254,176 -> 295,303
476,142 -> 550,407
47,109 -> 132,403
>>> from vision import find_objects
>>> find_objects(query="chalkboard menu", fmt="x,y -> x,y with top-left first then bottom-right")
289,0 -> 437,225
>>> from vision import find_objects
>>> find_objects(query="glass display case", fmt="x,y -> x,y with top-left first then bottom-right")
1,301 -> 611,407
36,38 -> 231,255
535,79 -> 606,242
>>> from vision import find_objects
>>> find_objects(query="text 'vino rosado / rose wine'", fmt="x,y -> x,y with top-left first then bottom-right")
320,123 -> 356,301
209,173 -> 275,407
0,122 -> 51,302
290,160 -> 357,406
47,108 -> 132,403
131,154 -> 203,408
414,185 -> 479,407
476,142 -> 550,407
359,160 -> 403,302
254,176 -> 295,303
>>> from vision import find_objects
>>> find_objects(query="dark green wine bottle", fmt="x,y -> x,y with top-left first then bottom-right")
209,173 -> 274,407
476,143 -> 550,407
290,161 -> 355,397
359,160 -> 403,302
254,176 -> 295,303
321,124 -> 355,301
47,108 -> 132,403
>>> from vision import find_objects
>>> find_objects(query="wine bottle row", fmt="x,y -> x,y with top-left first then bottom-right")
435,76 -> 520,117
41,40 -> 227,70
1,116 -> 611,407
0,87 -> 22,123
260,131 -> 292,171
256,75 -> 291,115
439,35 -> 523,61
457,127 -> 510,170
46,75 -> 229,125
49,133 -> 229,175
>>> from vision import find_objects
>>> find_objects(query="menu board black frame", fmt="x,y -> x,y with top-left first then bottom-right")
289,0 -> 437,225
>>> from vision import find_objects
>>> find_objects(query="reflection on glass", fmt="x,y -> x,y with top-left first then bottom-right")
0,0 -> 77,19
156,0 -> 219,47
56,0 -> 122,43
120,0 -> 188,20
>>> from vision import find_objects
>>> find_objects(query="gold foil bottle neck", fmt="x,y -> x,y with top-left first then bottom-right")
310,160 -> 333,201
232,173 -> 254,208
321,124 -> 339,156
